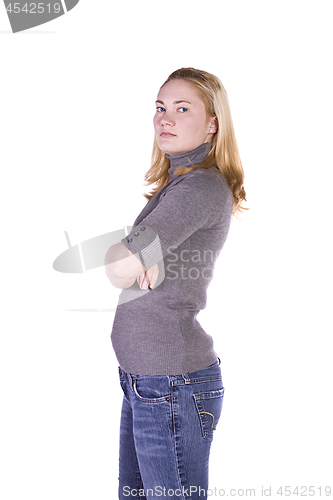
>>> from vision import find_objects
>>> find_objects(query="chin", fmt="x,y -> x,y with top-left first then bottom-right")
158,144 -> 175,156
167,147 -> 194,156
158,143 -> 187,156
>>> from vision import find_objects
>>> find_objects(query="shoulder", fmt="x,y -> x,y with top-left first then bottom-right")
190,165 -> 229,187
168,166 -> 232,205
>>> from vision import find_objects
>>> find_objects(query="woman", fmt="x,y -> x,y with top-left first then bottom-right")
105,67 -> 246,499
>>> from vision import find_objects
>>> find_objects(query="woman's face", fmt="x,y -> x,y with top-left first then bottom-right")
153,79 -> 216,156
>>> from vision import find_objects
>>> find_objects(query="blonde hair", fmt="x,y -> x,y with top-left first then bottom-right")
143,67 -> 247,217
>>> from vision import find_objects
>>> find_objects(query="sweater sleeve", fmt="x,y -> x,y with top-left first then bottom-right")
120,170 -> 232,270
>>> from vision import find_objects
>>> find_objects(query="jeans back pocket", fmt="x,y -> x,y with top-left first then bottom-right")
193,388 -> 225,440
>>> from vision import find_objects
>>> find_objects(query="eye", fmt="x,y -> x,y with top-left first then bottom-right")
178,107 -> 188,112
156,106 -> 165,112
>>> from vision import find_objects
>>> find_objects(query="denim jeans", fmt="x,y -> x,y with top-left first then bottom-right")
117,359 -> 224,499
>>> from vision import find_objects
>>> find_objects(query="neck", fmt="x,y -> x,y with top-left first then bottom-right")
166,142 -> 213,176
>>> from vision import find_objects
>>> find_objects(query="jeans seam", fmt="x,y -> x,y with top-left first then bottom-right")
171,389 -> 186,500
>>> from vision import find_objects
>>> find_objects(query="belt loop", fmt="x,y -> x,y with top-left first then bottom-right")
182,373 -> 191,384
127,372 -> 134,390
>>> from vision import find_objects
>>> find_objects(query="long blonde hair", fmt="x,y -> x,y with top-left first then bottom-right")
143,67 -> 247,216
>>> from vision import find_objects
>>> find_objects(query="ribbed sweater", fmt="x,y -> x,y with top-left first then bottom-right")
110,142 -> 232,375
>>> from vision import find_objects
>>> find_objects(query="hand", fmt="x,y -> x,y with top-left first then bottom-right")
136,263 -> 159,290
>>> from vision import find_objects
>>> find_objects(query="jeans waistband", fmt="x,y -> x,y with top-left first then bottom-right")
118,358 -> 221,387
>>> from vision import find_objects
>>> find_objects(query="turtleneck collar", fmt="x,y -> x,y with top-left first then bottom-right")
166,142 -> 213,177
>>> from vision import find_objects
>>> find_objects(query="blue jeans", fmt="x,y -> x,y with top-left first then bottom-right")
117,359 -> 224,499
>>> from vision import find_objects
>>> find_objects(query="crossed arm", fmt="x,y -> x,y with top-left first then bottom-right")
104,242 -> 159,290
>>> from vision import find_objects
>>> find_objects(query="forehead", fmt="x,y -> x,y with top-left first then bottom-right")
157,79 -> 202,102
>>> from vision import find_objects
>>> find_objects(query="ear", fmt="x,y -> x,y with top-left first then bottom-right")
208,117 -> 218,134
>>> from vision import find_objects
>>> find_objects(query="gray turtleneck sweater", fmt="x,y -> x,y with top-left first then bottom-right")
110,142 -> 233,375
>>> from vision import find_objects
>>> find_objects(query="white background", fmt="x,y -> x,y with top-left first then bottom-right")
1,1 -> 332,498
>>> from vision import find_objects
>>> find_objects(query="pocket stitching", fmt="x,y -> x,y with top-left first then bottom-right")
193,388 -> 224,440
198,411 -> 215,429
194,388 -> 225,400
133,380 -> 171,404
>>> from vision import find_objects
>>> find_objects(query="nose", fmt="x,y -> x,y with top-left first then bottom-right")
160,111 -> 175,127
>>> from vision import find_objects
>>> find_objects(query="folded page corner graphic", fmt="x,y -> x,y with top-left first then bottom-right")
64,0 -> 80,12
53,228 -> 129,273
53,244 -> 84,273
3,0 -> 80,33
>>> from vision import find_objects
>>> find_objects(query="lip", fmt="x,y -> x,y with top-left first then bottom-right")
160,131 -> 176,138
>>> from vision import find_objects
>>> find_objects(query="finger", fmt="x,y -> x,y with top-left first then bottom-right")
137,272 -> 145,288
138,271 -> 149,290
141,275 -> 148,289
147,263 -> 159,289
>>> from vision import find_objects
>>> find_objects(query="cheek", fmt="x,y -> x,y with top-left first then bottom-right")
180,116 -> 196,132
188,121 -> 205,139
153,115 -> 159,131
